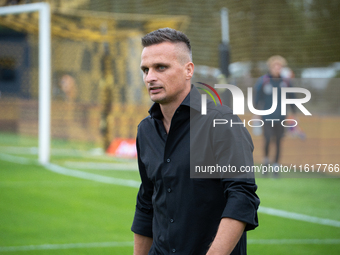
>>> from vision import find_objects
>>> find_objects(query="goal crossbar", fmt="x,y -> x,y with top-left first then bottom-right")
0,3 -> 51,164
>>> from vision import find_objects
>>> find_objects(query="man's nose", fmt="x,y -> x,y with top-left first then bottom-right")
145,69 -> 157,83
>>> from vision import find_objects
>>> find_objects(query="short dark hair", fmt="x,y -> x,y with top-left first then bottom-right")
142,28 -> 192,58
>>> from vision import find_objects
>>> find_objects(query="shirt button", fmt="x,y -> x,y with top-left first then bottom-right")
167,188 -> 172,193
170,218 -> 174,223
166,158 -> 171,163
172,248 -> 176,253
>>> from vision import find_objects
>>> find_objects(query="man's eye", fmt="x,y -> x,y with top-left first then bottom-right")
158,66 -> 166,70
143,68 -> 149,74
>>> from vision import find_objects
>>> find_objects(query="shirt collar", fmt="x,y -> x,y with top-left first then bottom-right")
148,85 -> 202,119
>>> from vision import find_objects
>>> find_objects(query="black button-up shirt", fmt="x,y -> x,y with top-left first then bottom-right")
131,86 -> 260,255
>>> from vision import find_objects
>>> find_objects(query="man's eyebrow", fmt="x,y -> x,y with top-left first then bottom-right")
141,62 -> 170,69
154,62 -> 169,66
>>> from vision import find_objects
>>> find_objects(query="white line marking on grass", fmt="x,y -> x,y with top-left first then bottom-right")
0,241 -> 134,252
0,153 -> 36,165
1,239 -> 339,251
0,146 -> 132,160
248,239 -> 340,245
64,161 -> 138,171
259,206 -> 340,228
0,153 -> 140,188
45,163 -> 140,188
0,146 -> 38,155
1,152 -> 340,228
0,146 -> 86,156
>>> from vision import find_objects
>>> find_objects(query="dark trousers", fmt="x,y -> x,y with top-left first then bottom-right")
263,121 -> 284,163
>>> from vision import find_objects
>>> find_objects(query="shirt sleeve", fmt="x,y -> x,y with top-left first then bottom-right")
131,136 -> 154,237
220,179 -> 259,231
212,114 -> 260,231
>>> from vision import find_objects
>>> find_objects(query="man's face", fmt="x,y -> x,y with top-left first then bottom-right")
269,61 -> 283,78
140,42 -> 192,105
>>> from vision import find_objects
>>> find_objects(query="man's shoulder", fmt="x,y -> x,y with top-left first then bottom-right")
137,115 -> 161,137
206,100 -> 234,118
138,115 -> 153,129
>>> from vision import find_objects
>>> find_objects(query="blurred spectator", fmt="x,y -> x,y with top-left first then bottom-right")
59,74 -> 77,102
254,55 -> 296,176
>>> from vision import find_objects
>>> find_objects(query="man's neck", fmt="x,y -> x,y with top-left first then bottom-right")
160,104 -> 177,134
160,90 -> 190,134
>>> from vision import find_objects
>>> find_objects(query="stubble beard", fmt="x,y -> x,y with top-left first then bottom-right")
150,94 -> 168,104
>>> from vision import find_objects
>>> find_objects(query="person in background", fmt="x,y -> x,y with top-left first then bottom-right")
254,55 -> 296,176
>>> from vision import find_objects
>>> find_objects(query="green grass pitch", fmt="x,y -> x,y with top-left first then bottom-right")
0,150 -> 339,254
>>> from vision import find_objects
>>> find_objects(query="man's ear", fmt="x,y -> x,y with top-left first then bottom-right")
185,62 -> 194,80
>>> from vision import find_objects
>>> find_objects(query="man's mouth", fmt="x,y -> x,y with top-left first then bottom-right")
149,86 -> 163,94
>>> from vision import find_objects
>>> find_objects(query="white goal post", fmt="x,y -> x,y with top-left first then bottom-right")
0,3 -> 51,165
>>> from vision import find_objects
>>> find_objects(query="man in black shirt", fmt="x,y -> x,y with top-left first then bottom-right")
131,28 -> 260,255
